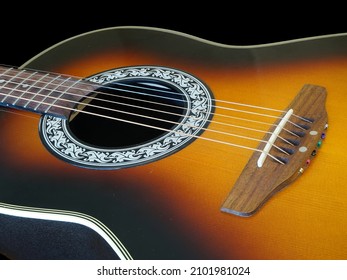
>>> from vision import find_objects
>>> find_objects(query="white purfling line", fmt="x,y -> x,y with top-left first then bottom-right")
257,109 -> 293,168
0,202 -> 133,260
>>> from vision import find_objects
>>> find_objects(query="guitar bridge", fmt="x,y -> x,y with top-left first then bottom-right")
221,84 -> 328,216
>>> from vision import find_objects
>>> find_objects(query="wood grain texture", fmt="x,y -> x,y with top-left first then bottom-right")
1,27 -> 347,259
221,84 -> 328,216
0,66 -> 97,119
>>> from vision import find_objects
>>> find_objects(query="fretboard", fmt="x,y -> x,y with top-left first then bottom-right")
0,65 -> 97,119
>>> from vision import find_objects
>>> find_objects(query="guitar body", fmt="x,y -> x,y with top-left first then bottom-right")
1,27 -> 347,259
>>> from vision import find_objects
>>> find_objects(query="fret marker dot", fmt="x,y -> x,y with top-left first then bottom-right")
21,84 -> 29,88
299,146 -> 308,153
0,79 -> 5,83
310,130 -> 318,136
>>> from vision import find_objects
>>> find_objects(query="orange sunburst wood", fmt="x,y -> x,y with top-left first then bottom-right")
2,30 -> 347,259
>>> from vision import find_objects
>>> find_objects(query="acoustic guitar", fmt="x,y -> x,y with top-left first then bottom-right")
0,26 -> 346,260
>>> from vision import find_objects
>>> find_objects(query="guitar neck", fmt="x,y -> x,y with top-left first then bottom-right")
0,65 -> 96,119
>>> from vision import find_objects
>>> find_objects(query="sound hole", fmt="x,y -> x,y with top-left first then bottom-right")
68,78 -> 187,148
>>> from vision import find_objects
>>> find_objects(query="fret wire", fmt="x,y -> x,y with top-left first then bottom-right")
0,88 -> 285,165
0,67 -> 306,157
7,69 -> 27,104
21,72 -> 50,108
0,66 -> 312,125
0,68 -> 22,103
0,82 -> 290,157
23,73 -> 50,108
1,71 -> 299,140
12,71 -> 38,105
44,77 -> 74,114
0,68 -> 288,120
1,71 -> 284,123
33,75 -> 63,111
0,67 -> 291,165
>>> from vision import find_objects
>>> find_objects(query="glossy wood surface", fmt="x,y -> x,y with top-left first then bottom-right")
1,27 -> 347,259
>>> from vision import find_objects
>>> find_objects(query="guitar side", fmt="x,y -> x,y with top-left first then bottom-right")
1,27 -> 347,259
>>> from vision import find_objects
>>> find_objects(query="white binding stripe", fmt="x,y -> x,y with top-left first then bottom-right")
0,202 -> 133,260
257,109 -> 293,167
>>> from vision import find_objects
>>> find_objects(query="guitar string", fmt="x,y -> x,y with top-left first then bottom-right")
0,87 -> 291,156
0,88 -> 286,165
0,69 -> 307,135
0,70 -> 302,139
0,67 -> 311,125
0,77 -> 301,145
0,69 -> 306,159
0,69 -> 309,140
0,73 -> 304,153
109,80 -> 311,123
86,80 -> 307,131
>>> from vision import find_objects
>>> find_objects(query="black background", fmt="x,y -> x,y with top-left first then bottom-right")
1,4 -> 346,67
